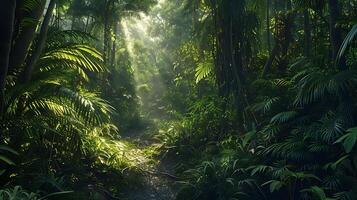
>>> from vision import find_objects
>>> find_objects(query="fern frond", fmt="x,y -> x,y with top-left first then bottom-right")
270,111 -> 298,124
37,44 -> 104,80
195,62 -> 213,83
252,97 -> 280,114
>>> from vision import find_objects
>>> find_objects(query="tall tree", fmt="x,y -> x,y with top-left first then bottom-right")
22,0 -> 56,82
103,0 -> 112,66
303,10 -> 312,57
328,0 -> 346,69
9,0 -> 47,73
0,0 -> 17,115
266,0 -> 271,53
262,12 -> 295,77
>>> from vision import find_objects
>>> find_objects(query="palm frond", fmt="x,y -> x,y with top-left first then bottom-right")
37,44 -> 104,81
252,97 -> 280,114
270,111 -> 298,124
336,25 -> 357,65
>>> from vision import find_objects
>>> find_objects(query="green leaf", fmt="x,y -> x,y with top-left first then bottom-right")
39,191 -> 74,200
270,111 -> 298,124
195,62 -> 213,83
0,155 -> 15,165
262,180 -> 283,193
249,165 -> 273,176
301,186 -> 336,200
335,127 -> 357,153
226,178 -> 235,186
323,155 -> 349,170
336,24 -> 357,65
0,145 -> 19,155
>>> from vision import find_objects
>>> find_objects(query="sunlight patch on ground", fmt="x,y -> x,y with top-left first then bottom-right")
82,131 -> 156,171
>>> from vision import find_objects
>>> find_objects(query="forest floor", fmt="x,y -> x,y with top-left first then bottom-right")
122,125 -> 177,200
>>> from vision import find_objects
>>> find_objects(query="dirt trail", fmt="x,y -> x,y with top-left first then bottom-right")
125,169 -> 176,200
122,128 -> 177,200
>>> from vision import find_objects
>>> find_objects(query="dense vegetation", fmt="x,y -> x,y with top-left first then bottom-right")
0,0 -> 357,199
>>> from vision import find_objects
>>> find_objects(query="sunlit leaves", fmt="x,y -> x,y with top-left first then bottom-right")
38,44 -> 104,81
81,124 -> 152,171
195,62 -> 213,83
0,21 -> 117,175
177,41 -> 215,84
58,87 -> 114,124
47,29 -> 97,46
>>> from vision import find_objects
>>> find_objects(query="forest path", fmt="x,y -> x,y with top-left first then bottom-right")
122,126 -> 177,200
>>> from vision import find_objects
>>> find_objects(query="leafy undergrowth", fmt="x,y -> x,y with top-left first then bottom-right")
79,123 -> 177,199
83,131 -> 156,172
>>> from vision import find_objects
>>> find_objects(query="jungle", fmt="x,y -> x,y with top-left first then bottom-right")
0,0 -> 357,199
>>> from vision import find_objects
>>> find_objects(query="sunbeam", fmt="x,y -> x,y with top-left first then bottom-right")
121,8 -> 168,120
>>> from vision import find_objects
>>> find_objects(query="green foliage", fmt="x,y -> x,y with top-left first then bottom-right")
0,145 -> 18,166
157,96 -> 236,161
175,137 -> 264,200
335,127 -> 357,153
0,186 -> 73,200
301,186 -> 336,200
82,124 -> 152,170
0,186 -> 39,200
1,10 -> 132,199
151,1 -> 357,198
337,25 -> 357,65
2,0 -> 357,199
195,62 -> 213,83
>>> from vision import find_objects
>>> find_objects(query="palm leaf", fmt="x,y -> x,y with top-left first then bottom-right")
336,25 -> 357,65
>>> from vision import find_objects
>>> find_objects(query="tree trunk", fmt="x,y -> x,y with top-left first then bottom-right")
9,0 -> 46,73
266,0 -> 271,53
22,0 -> 56,83
261,44 -> 278,78
303,10 -> 312,57
13,0 -> 25,42
110,22 -> 118,67
286,0 -> 292,11
71,15 -> 77,30
84,15 -> 90,32
103,0 -> 111,66
56,3 -> 60,28
328,0 -> 346,70
0,0 -> 17,116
